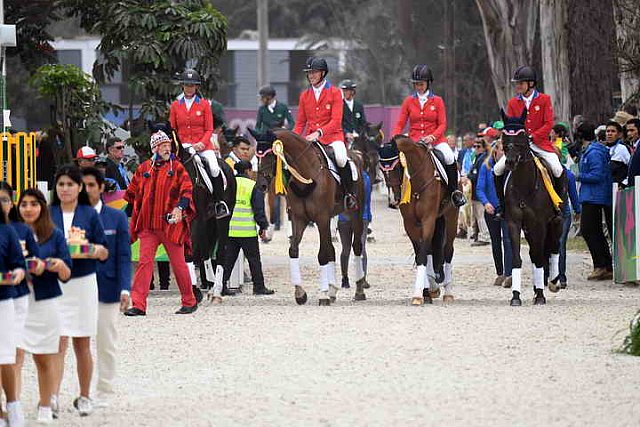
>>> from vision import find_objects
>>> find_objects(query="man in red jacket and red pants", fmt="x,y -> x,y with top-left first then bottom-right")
494,65 -> 566,214
294,57 -> 358,211
123,131 -> 198,316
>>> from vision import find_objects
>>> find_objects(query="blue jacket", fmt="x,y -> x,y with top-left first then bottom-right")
0,224 -> 26,301
475,158 -> 498,208
97,203 -> 131,303
563,168 -> 581,216
577,141 -> 612,206
339,171 -> 372,222
31,228 -> 71,301
50,204 -> 107,278
10,221 -> 39,298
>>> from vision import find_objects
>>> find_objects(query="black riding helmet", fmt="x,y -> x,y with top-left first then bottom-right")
258,85 -> 276,98
410,64 -> 434,83
339,79 -> 357,90
511,66 -> 537,84
303,57 -> 329,80
177,68 -> 202,85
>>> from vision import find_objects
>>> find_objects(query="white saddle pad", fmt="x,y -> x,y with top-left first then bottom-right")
314,142 -> 359,183
429,151 -> 448,186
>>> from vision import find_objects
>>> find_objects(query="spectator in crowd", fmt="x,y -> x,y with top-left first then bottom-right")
103,138 -> 130,191
221,161 -> 273,298
447,134 -> 459,161
16,189 -> 71,423
339,170 -> 373,289
550,124 -> 570,165
469,138 -> 490,246
605,120 -> 631,186
626,118 -> 640,185
75,147 -> 97,169
475,141 -> 512,287
124,131 -> 198,316
339,79 -> 367,145
555,153 -> 581,289
81,167 -> 131,407
0,205 -> 27,426
225,135 -> 254,172
50,164 -> 109,417
576,121 -> 613,281
457,132 -> 476,239
255,85 -> 295,132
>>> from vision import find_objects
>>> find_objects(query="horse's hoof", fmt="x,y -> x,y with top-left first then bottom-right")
510,298 -> 522,307
559,282 -> 567,289
503,277 -> 512,288
422,288 -> 435,302
353,292 -> 366,301
442,295 -> 454,304
193,286 -> 203,304
294,287 -> 308,305
330,296 -> 336,303
548,282 -> 560,293
357,278 -> 370,289
318,298 -> 331,306
533,296 -> 546,305
411,297 -> 424,306
429,288 -> 441,299
210,296 -> 223,305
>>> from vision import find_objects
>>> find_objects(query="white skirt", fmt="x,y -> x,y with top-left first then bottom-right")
0,299 -> 16,365
58,273 -> 98,337
13,294 -> 29,343
21,294 -> 61,354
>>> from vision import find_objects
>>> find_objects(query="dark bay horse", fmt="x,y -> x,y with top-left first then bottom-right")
351,122 -> 384,184
394,136 -> 459,306
166,125 -> 237,305
250,128 -> 367,305
500,111 -> 562,306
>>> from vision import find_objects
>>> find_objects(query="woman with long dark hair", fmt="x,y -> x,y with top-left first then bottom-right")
0,188 -> 27,425
17,188 -> 71,423
50,164 -> 108,417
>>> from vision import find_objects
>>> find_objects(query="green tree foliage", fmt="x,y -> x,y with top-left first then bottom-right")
62,0 -> 228,120
30,64 -> 111,160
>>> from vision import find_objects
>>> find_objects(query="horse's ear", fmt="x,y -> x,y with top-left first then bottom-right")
500,108 -> 507,123
232,125 -> 239,135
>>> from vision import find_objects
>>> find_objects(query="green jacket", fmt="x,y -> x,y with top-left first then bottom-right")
256,101 -> 295,131
211,99 -> 226,129
342,100 -> 367,135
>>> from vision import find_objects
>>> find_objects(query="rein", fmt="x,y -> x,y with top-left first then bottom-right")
400,141 -> 439,204
271,139 -> 314,194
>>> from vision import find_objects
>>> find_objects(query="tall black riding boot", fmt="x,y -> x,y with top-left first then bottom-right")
444,163 -> 466,207
339,163 -> 359,211
494,174 -> 506,219
553,171 -> 568,214
211,174 -> 230,219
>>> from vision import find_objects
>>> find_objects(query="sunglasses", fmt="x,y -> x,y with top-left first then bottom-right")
112,146 -> 125,150
473,144 -> 482,148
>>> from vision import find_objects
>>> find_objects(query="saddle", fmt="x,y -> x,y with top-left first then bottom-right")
313,141 -> 359,183
532,154 -> 563,209
414,141 -> 449,186
182,144 -> 227,193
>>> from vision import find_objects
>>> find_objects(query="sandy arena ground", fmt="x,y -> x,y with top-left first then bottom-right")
17,193 -> 640,426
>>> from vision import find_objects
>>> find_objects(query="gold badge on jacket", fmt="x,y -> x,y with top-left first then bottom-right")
355,112 -> 361,118
325,104 -> 331,110
196,110 -> 202,116
534,105 -> 540,111
430,105 -> 436,111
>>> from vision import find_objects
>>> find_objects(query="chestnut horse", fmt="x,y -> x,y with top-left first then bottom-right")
251,128 -> 367,305
394,136 -> 459,305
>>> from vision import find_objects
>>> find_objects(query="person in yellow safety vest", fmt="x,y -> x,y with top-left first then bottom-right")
221,160 -> 274,295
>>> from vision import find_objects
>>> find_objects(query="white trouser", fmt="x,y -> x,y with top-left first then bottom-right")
329,141 -> 349,168
96,302 -> 119,395
494,142 -> 563,178
199,149 -> 221,178
434,143 -> 455,165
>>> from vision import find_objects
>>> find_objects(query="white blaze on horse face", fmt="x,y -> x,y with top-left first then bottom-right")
511,268 -> 522,293
414,265 -> 427,298
289,258 -> 302,286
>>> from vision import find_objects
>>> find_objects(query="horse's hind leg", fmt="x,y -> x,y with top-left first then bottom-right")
289,214 -> 308,305
526,225 -> 547,305
316,215 -> 335,306
351,215 -> 367,301
442,210 -> 458,303
508,220 -> 524,306
547,218 -> 563,292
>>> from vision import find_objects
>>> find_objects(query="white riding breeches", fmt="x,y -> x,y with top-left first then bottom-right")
493,142 -> 563,178
329,140 -> 349,168
199,149 -> 221,178
434,143 -> 455,165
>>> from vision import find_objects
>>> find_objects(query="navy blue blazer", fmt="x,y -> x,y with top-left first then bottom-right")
97,204 -> 131,303
0,224 -> 26,301
32,228 -> 72,301
50,204 -> 107,279
10,221 -> 39,298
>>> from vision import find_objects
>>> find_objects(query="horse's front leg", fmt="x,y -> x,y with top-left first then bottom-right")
508,218 -> 524,306
316,214 -> 335,306
526,222 -> 548,305
351,214 -> 367,301
441,209 -> 459,303
289,213 -> 308,305
411,213 -> 436,306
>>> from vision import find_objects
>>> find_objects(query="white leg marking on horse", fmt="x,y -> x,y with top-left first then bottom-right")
286,220 -> 293,239
414,265 -> 427,297
212,265 -> 224,296
425,255 -> 436,290
187,261 -> 198,286
328,261 -> 337,285
511,268 -> 522,293
549,254 -> 560,281
289,258 -> 302,286
443,263 -> 453,295
203,258 -> 215,282
353,255 -> 364,281
319,264 -> 330,292
533,267 -> 545,290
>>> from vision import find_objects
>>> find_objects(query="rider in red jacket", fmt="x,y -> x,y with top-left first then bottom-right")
169,69 -> 229,218
494,66 -> 566,215
392,64 -> 466,207
294,57 -> 358,210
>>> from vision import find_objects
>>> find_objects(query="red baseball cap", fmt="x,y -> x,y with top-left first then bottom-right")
76,146 -> 97,160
